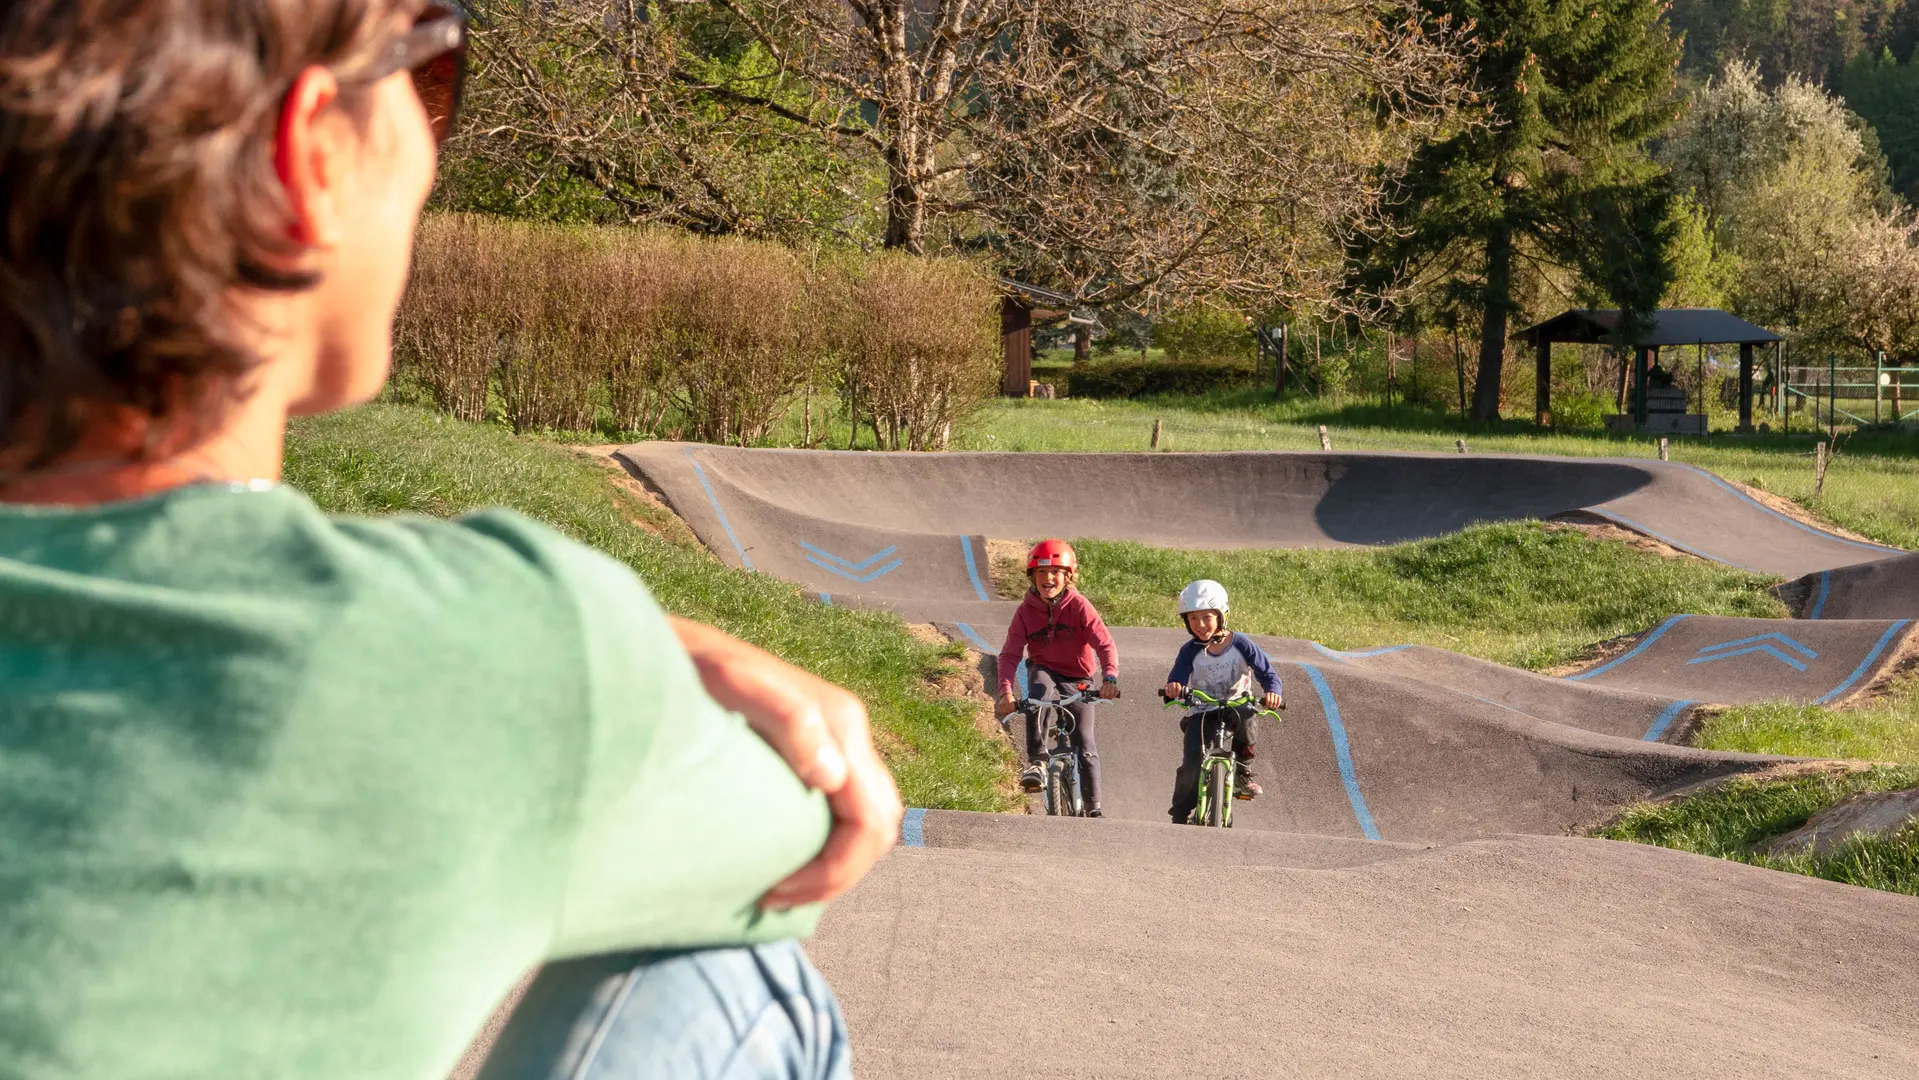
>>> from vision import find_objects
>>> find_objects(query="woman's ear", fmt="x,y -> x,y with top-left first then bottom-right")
274,66 -> 348,248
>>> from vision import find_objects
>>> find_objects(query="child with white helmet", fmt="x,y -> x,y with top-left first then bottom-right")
1161,579 -> 1282,823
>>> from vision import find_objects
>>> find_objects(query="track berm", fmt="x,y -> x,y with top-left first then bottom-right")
621,445 -> 1919,1079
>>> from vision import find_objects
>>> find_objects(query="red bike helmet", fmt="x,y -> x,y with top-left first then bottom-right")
1026,539 -> 1077,572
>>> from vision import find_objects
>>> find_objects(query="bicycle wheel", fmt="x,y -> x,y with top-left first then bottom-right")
1064,756 -> 1084,816
1205,760 -> 1228,827
1046,762 -> 1066,817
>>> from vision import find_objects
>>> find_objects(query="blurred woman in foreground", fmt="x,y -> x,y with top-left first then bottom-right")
0,3 -> 899,1077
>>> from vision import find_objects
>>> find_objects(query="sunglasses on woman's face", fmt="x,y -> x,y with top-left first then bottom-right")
361,1 -> 468,144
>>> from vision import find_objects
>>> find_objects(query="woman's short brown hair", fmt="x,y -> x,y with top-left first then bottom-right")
0,0 -> 413,470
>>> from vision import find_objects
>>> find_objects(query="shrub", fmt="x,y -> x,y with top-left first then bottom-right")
1152,302 -> 1256,362
1066,356 -> 1256,399
1552,392 -> 1612,430
394,214 -> 999,445
826,251 -> 1000,450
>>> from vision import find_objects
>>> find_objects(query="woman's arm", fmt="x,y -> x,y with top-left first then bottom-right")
670,617 -> 902,909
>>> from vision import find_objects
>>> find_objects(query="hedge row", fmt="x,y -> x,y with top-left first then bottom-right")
395,214 -> 1001,448
1066,357 -> 1257,399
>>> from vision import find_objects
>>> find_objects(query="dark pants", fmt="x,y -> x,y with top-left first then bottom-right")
1168,706 -> 1255,824
1024,667 -> 1101,808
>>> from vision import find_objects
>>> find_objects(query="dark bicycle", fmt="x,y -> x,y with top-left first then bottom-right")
1005,682 -> 1096,817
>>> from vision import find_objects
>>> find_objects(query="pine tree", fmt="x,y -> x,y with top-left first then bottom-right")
1356,0 -> 1683,420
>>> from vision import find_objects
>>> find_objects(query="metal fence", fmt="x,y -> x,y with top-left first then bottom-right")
1779,352 -> 1919,431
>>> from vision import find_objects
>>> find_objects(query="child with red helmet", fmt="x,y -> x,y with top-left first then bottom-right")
993,539 -> 1120,816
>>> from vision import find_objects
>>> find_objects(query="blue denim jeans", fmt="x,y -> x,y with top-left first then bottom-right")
473,941 -> 851,1080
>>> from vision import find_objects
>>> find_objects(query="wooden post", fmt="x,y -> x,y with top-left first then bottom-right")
1895,356 -> 1905,422
1074,325 -> 1090,366
1828,353 -> 1837,439
1318,425 -> 1332,451
1738,343 -> 1754,433
1151,418 -> 1162,450
1273,325 -> 1288,397
1453,324 -> 1467,419
1875,351 -> 1882,425
1535,336 -> 1552,427
1658,437 -> 1669,461
1816,440 -> 1829,496
1634,347 -> 1652,426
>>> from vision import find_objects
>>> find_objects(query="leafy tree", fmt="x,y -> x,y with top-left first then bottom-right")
1355,0 -> 1685,421
452,0 -> 1470,312
1840,49 -> 1919,205
1663,59 -> 1918,355
1666,0 -> 1910,84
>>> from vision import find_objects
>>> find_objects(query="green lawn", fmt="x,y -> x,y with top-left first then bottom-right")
1071,524 -> 1786,669
1694,669 -> 1919,764
959,395 -> 1919,549
1598,766 -> 1919,896
284,404 -> 1017,812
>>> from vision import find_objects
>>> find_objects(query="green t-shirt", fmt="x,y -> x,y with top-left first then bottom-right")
0,483 -> 830,1080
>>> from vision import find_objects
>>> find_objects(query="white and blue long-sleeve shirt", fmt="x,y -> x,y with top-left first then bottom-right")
1166,632 -> 1283,701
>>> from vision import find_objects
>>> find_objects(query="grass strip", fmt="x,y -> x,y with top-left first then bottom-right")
284,404 -> 1017,812
1598,766 -> 1919,895
1069,523 -> 1786,669
1693,667 -> 1919,763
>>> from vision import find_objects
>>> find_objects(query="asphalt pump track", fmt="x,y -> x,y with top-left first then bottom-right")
620,444 -> 1919,1078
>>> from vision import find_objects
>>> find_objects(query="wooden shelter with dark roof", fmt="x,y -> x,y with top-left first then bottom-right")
999,277 -> 1091,396
1519,308 -> 1783,432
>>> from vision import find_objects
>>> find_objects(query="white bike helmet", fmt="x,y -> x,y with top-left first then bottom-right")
1177,579 -> 1230,640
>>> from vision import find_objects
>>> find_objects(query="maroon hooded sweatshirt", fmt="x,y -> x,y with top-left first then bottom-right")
996,587 -> 1120,698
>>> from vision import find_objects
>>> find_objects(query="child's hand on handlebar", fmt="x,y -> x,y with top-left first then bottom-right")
1262,691 -> 1283,711
1162,682 -> 1183,701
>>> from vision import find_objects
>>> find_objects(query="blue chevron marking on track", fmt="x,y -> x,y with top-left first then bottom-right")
1686,644 -> 1809,671
799,540 -> 899,573
1694,632 -> 1818,661
804,554 -> 904,582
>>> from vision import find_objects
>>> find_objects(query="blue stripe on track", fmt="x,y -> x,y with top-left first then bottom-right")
683,450 -> 754,570
1673,463 -> 1904,555
1299,663 -> 1381,841
901,808 -> 925,847
1809,570 -> 1832,620
1814,621 -> 1912,705
1310,643 -> 1415,662
961,536 -> 991,601
1565,614 -> 1691,681
1642,700 -> 1696,742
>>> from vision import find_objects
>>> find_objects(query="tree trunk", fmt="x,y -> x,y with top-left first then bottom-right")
1470,224 -> 1514,422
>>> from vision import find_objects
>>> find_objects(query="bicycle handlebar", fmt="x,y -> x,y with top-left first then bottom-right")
1159,686 -> 1282,718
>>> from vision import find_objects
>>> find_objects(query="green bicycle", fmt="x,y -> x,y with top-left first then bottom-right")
1162,686 -> 1282,828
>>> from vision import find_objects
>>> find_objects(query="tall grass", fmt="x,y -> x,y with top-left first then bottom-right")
395,214 -> 999,447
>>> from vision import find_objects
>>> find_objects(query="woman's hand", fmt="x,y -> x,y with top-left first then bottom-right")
669,617 -> 902,910
1099,678 -> 1119,700
1262,691 -> 1283,712
995,692 -> 1019,718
